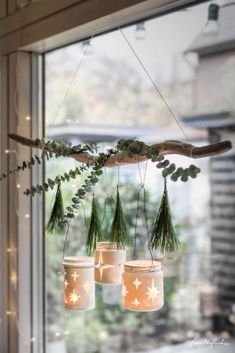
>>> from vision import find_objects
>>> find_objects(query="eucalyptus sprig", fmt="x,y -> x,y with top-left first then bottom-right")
0,151 -> 49,181
24,164 -> 89,196
37,138 -> 95,157
117,139 -> 200,181
65,148 -> 117,221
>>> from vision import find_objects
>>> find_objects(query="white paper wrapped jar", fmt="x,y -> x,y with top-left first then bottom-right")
63,256 -> 95,311
95,242 -> 126,285
122,260 -> 164,312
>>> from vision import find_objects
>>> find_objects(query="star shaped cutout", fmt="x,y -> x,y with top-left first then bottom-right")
146,279 -> 159,303
95,252 -> 115,281
132,298 -> 140,306
69,289 -> 80,304
133,278 -> 142,289
122,285 -> 128,297
64,279 -> 69,288
82,280 -> 91,293
71,271 -> 80,282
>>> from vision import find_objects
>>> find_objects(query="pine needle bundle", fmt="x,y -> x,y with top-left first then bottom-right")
86,196 -> 103,255
47,184 -> 66,235
110,187 -> 129,248
150,179 -> 180,253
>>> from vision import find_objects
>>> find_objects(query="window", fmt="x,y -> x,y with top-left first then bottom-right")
44,2 -> 221,352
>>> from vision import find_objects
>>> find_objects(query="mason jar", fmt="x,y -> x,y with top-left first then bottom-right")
95,242 -> 126,285
122,260 -> 164,311
63,256 -> 95,311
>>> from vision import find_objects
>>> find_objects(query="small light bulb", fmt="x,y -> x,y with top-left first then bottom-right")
203,4 -> 220,37
4,149 -> 15,154
135,22 -> 146,40
11,273 -> 17,284
25,116 -> 31,121
16,184 -> 21,189
55,332 -> 61,337
25,213 -> 30,218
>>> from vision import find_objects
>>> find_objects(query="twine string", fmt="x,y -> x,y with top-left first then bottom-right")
116,23 -> 191,143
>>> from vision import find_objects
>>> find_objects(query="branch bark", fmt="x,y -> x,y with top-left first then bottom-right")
8,133 -> 232,167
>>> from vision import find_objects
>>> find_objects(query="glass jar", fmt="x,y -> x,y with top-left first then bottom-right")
95,242 -> 126,285
122,260 -> 164,311
63,256 -> 95,311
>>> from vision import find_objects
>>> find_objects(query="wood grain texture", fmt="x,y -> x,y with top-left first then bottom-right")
0,0 -> 7,19
8,133 -> 232,167
0,0 -> 198,54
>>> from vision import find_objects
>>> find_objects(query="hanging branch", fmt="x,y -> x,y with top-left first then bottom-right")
8,134 -> 232,167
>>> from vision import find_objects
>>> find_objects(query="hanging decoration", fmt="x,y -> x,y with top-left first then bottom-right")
122,260 -> 164,312
110,186 -> 129,248
63,256 -> 95,311
95,242 -> 126,285
86,195 -> 103,255
2,135 -> 232,255
47,184 -> 65,235
150,178 -> 180,253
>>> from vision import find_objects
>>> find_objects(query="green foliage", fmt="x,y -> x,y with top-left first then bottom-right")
37,137 -> 94,156
0,152 -> 46,182
86,196 -> 103,255
150,179 -> 180,253
65,166 -> 103,222
64,148 -> 116,222
110,187 -> 129,247
24,164 -> 88,196
170,164 -> 201,182
117,139 -> 200,181
47,184 -> 66,235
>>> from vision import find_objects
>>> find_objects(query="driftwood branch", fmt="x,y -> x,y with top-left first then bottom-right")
8,133 -> 232,168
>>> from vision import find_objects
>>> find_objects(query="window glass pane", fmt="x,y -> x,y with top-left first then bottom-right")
45,1 -> 232,352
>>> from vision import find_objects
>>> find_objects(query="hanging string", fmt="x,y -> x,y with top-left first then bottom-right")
101,168 -> 115,227
117,24 -> 191,143
117,165 -> 120,186
50,33 -> 95,127
81,203 -> 89,229
133,161 -> 149,258
62,221 -> 71,259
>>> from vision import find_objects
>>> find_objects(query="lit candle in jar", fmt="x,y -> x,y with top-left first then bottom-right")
122,260 -> 164,312
95,242 -> 126,285
63,256 -> 95,311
